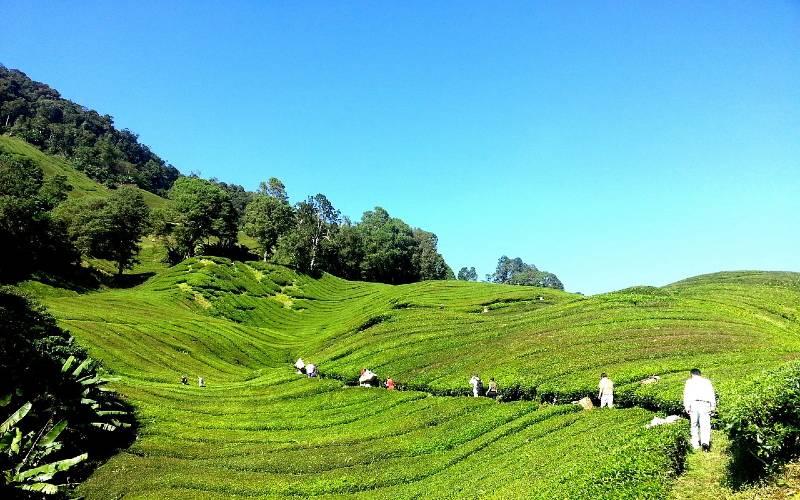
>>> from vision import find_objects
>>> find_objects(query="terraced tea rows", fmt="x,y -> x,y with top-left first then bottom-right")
35,258 -> 800,497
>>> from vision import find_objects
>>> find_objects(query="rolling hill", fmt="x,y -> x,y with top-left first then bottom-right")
30,257 -> 800,498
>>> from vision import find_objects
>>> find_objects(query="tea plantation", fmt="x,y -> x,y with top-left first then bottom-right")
33,258 -> 800,498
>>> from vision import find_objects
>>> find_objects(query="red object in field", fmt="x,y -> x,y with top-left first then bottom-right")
386,378 -> 395,390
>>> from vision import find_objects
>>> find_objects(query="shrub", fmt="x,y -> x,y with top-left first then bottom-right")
724,361 -> 800,483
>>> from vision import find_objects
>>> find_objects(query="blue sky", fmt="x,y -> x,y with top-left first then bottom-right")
3,1 -> 799,294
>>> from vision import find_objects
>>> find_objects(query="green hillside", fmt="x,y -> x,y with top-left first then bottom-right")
32,257 -> 800,498
0,134 -> 167,208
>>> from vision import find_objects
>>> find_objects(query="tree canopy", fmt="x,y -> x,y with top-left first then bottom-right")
487,256 -> 564,290
56,187 -> 151,275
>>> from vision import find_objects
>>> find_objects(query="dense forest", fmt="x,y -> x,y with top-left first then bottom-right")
0,65 -> 179,194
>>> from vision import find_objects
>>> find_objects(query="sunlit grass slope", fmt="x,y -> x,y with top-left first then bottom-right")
38,258 -> 800,497
0,134 -> 167,208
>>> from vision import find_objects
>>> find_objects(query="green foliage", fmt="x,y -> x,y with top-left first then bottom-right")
457,266 -> 478,281
56,187 -> 151,274
0,287 -> 133,496
411,228 -> 454,281
1,402 -> 88,497
0,152 -> 79,281
0,65 -> 179,194
242,193 -> 295,261
487,255 -> 564,290
358,207 -> 418,284
723,361 -> 800,483
153,177 -> 239,262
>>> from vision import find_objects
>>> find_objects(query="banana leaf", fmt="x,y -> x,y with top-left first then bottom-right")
1,402 -> 32,433
20,482 -> 59,494
40,420 -> 68,447
60,355 -> 76,373
71,358 -> 92,378
14,453 -> 88,482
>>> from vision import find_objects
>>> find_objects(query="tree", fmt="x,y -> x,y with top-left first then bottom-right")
358,207 -> 418,284
258,177 -> 288,203
458,266 -> 478,281
411,228 -> 454,281
0,153 -> 77,281
274,194 -> 340,273
153,177 -> 238,261
327,218 -> 364,280
56,187 -> 150,275
242,194 -> 295,261
487,255 -> 564,290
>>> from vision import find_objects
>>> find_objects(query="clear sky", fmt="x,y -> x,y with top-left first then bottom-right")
3,1 -> 799,294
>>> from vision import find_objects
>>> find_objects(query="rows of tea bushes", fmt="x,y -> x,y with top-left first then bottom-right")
35,259 -> 800,496
724,360 -> 800,483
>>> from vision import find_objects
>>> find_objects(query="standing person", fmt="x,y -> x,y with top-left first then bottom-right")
198,376 -> 205,388
385,377 -> 395,391
683,368 -> 716,451
485,378 -> 498,399
598,373 -> 614,408
469,375 -> 483,397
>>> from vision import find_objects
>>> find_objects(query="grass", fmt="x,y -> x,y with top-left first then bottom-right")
0,134 -> 167,208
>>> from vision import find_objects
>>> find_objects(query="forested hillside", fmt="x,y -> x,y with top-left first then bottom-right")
0,65 -> 179,193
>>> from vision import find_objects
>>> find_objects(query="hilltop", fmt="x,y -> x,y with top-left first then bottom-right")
27,257 -> 800,498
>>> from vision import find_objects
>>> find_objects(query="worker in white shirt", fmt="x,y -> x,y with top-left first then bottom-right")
598,373 -> 614,408
683,368 -> 716,451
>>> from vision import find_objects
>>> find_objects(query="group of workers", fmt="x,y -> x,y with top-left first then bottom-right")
468,375 -> 499,398
180,374 -> 205,387
289,357 -> 716,452
359,368 -> 395,389
294,358 -> 317,377
596,368 -> 717,451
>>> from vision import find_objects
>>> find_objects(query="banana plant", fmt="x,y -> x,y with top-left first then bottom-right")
1,400 -> 87,495
61,355 -> 132,432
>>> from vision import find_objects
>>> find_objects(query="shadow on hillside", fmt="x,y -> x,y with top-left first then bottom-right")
107,272 -> 155,289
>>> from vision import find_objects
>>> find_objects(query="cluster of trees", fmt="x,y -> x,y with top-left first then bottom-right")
151,176 -> 454,284
486,256 -> 564,290
0,66 -> 179,193
0,152 -> 78,280
0,152 -> 151,281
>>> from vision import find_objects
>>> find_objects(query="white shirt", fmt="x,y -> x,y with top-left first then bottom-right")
359,370 -> 376,383
469,376 -> 480,389
683,375 -> 716,411
306,364 -> 316,374
295,358 -> 305,369
598,377 -> 614,397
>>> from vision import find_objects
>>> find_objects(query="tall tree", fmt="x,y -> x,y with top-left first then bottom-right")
358,207 -> 418,284
56,187 -> 150,275
258,177 -> 289,203
327,218 -> 364,280
457,266 -> 478,281
412,228 -> 454,280
242,194 -> 295,261
152,177 -> 238,261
